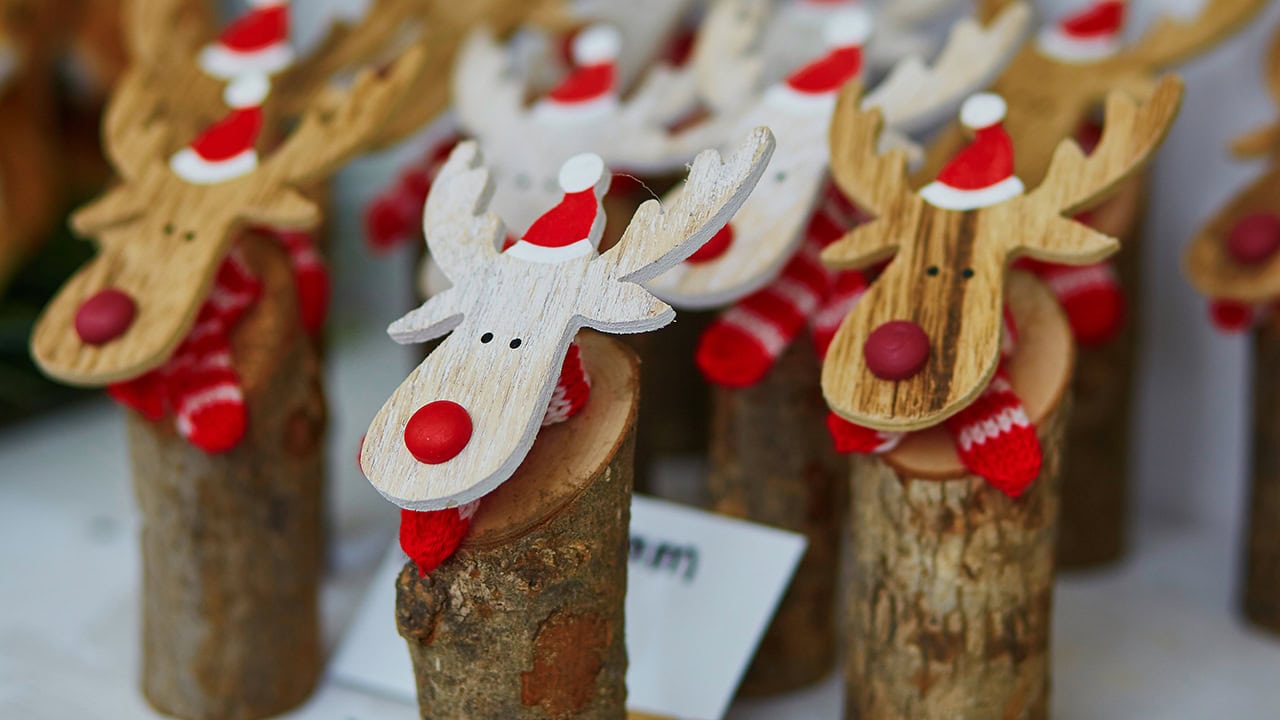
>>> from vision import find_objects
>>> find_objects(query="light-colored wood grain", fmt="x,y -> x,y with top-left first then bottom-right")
451,27 -> 699,237
1185,26 -> 1280,303
362,132 -> 774,511
917,0 -> 1264,190
31,46 -> 430,386
646,3 -> 1030,310
882,271 -> 1073,479
821,77 -> 1181,431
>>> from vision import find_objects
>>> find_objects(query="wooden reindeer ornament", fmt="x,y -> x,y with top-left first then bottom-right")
646,1 -> 1030,309
1183,25 -> 1280,637
30,46 -> 429,386
361,129 -> 774,510
821,76 -> 1183,433
924,0 -> 1265,187
449,22 -> 700,241
555,0 -> 696,90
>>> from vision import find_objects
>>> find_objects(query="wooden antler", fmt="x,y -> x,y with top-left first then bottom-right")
828,82 -> 914,226
601,128 -> 774,285
1126,0 -> 1266,71
864,2 -> 1029,133
689,0 -> 769,115
1231,26 -> 1280,160
1025,76 -> 1184,221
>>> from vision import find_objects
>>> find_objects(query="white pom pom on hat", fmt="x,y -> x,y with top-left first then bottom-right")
825,7 -> 873,47
572,24 -> 622,65
960,93 -> 1007,130
559,153 -> 607,193
223,73 -> 271,109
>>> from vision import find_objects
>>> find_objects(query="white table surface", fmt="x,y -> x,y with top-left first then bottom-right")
3,326 -> 1280,719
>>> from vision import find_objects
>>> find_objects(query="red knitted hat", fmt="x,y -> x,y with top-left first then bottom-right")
170,74 -> 269,185
767,8 -> 870,109
919,94 -> 1025,210
506,154 -> 611,263
199,0 -> 294,79
1037,1 -> 1127,62
532,25 -> 620,122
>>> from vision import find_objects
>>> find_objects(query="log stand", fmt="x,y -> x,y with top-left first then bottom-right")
1245,313 -> 1280,633
843,274 -> 1074,720
128,234 -> 325,720
396,334 -> 639,720
707,333 -> 845,695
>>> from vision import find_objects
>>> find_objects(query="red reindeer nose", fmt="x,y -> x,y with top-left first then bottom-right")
864,320 -> 930,380
404,401 -> 473,464
1226,213 -> 1280,265
75,288 -> 137,346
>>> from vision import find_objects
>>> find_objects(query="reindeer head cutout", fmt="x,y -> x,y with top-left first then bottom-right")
923,0 -> 1263,188
821,77 -> 1182,431
1185,25 -> 1280,305
645,1 -> 1030,309
30,47 -> 429,386
361,129 -> 774,510
451,22 -> 700,236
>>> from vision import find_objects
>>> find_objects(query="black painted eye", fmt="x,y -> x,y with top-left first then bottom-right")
164,223 -> 175,235
509,338 -> 522,349
926,266 -> 939,276
775,171 -> 787,182
480,332 -> 493,343
961,268 -> 974,279
514,173 -> 531,190
184,231 -> 196,241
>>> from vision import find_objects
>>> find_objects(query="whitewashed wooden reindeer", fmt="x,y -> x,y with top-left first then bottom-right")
647,1 -> 1030,308
450,22 -> 701,239
29,47 -> 429,385
562,0 -> 697,89
361,129 -> 774,510
820,77 -> 1183,435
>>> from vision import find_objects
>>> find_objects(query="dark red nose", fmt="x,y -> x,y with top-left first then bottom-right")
404,401 -> 472,464
1226,213 -> 1280,265
686,223 -> 734,264
75,288 -> 137,346
864,320 -> 930,380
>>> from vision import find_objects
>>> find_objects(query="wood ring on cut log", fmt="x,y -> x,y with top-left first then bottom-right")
707,333 -> 846,696
1244,312 -> 1280,635
843,271 -> 1071,719
1057,173 -> 1146,568
128,232 -> 325,720
881,270 -> 1073,479
396,332 -> 638,720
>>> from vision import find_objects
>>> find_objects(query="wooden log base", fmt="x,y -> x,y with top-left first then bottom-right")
128,234 -> 325,720
1245,314 -> 1280,635
1057,176 -> 1146,568
396,333 -> 639,720
843,272 -> 1072,720
708,334 -> 846,696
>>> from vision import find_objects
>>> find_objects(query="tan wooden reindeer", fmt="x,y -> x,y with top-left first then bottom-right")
922,0 -> 1264,187
361,129 -> 774,510
647,1 -> 1030,308
1185,26 -> 1280,314
821,76 -> 1183,431
30,47 -> 429,386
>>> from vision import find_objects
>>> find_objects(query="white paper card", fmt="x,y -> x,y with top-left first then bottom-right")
329,495 -> 807,719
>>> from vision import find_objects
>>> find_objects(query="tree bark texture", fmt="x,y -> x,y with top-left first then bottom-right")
843,400 -> 1068,720
126,235 -> 326,720
1056,175 -> 1146,569
1245,314 -> 1280,634
396,333 -> 638,720
708,334 -> 846,695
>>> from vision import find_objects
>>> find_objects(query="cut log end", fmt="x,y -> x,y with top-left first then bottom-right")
1246,313 -> 1280,634
396,333 -> 639,719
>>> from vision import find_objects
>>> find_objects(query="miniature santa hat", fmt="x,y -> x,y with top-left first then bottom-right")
170,74 -> 269,185
1037,1 -> 1127,63
199,0 -> 294,80
919,93 -> 1025,211
767,8 -> 871,108
506,154 -> 611,263
533,24 -> 621,121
